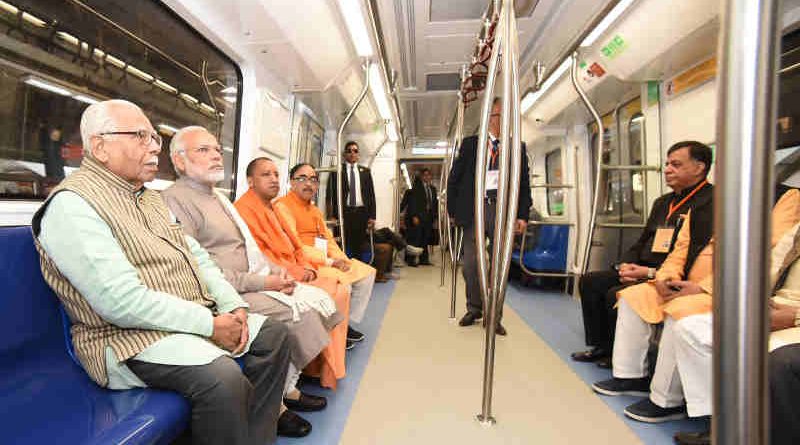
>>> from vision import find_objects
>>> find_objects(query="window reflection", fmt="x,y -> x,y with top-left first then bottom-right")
0,0 -> 241,200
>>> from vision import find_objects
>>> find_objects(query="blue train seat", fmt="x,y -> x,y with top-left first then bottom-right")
512,224 -> 569,272
0,226 -> 189,444
346,248 -> 374,264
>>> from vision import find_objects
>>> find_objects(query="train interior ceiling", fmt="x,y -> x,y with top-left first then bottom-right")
1,0 -> 800,444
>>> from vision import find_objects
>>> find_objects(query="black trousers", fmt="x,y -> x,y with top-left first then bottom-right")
343,206 -> 369,256
128,319 -> 291,445
577,269 -> 630,351
769,343 -> 800,445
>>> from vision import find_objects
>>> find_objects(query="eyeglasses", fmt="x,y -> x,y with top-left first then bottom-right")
98,130 -> 162,148
292,175 -> 319,184
186,145 -> 224,156
344,148 -> 359,153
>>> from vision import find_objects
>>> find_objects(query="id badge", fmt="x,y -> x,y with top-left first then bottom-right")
652,227 -> 675,253
314,236 -> 328,253
486,170 -> 499,191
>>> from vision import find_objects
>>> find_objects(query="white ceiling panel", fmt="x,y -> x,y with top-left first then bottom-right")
429,0 -> 487,22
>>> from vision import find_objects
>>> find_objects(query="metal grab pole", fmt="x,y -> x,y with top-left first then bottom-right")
473,11 -> 503,322
570,53 -> 604,276
475,4 -> 504,424
495,8 -> 523,314
450,227 -> 463,319
336,60 -> 371,252
448,89 -> 467,318
478,0 -> 523,425
713,1 -> 779,444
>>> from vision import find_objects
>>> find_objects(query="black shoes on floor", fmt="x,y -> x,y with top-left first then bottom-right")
283,392 -> 327,412
277,410 -> 312,438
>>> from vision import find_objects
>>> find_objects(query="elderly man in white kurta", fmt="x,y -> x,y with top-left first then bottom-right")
162,126 -> 341,435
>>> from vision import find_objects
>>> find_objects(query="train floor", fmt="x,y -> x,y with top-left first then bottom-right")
276,251 -> 710,445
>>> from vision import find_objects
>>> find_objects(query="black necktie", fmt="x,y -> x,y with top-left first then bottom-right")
348,164 -> 357,207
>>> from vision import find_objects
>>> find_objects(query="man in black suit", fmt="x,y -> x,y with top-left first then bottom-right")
327,141 -> 377,258
571,141 -> 713,368
404,168 -> 438,266
447,98 -> 532,336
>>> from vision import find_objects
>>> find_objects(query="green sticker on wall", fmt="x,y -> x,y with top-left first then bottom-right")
647,81 -> 660,106
601,34 -> 627,59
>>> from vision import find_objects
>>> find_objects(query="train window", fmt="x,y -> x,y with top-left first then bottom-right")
0,1 -> 241,200
545,148 -> 564,216
778,28 -> 800,148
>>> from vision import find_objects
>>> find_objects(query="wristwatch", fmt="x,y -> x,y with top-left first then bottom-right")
647,268 -> 656,280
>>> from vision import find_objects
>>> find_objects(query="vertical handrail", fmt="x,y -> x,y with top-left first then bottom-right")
477,0 -> 524,425
474,2 -> 503,424
450,227 -> 463,319
570,53 -> 604,276
336,60 -> 371,252
473,11 -> 502,323
713,1 -> 779,444
447,85 -> 467,316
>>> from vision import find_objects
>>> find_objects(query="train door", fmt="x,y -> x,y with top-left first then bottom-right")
587,96 -> 650,269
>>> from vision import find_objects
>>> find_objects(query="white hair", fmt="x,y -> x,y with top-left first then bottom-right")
79,99 -> 143,155
169,125 -> 209,176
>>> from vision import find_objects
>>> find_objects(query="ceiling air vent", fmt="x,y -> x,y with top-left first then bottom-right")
426,73 -> 461,91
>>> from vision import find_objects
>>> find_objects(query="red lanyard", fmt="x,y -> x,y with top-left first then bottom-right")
666,179 -> 708,223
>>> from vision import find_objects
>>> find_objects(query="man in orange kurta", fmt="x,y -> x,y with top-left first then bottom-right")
235,157 -> 350,389
275,163 -> 377,347
592,188 -> 800,400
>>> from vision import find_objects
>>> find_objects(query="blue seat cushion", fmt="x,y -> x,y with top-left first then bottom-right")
0,226 -> 189,444
514,225 -> 569,272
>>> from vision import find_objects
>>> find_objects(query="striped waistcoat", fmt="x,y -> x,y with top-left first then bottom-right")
31,157 -> 216,387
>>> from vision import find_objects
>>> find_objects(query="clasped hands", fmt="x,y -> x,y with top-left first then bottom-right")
211,307 -> 249,354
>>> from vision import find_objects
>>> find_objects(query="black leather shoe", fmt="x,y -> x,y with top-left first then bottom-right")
346,339 -> 356,350
459,312 -> 482,326
495,323 -> 507,336
570,347 -> 610,362
277,410 -> 312,438
347,326 -> 365,342
418,261 -> 433,266
674,430 -> 710,445
284,392 -> 327,412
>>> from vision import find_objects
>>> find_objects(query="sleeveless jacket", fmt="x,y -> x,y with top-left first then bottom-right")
31,157 -> 216,386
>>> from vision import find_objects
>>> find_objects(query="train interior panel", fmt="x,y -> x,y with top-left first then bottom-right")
1,0 -> 800,444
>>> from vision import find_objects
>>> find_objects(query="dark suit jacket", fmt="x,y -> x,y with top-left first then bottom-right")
446,135 -> 532,227
326,163 -> 376,220
404,183 -> 438,223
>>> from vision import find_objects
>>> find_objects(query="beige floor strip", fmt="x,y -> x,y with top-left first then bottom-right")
338,262 -> 642,445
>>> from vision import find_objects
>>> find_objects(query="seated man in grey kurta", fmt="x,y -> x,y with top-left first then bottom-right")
162,126 -> 341,426
32,100 -> 290,445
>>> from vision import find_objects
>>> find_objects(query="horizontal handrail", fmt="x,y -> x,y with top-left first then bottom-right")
596,222 -> 647,229
530,183 -> 575,189
529,221 -> 574,226
600,164 -> 661,172
315,166 -> 338,173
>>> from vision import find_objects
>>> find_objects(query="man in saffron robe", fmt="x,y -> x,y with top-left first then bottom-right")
235,157 -> 350,388
275,162 -> 377,348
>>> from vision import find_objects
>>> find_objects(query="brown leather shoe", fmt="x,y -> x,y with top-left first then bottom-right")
375,275 -> 389,283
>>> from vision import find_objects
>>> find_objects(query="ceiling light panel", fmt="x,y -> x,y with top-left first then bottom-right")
338,0 -> 374,57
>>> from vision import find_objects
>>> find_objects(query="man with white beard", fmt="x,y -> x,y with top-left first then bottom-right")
163,126 -> 342,438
